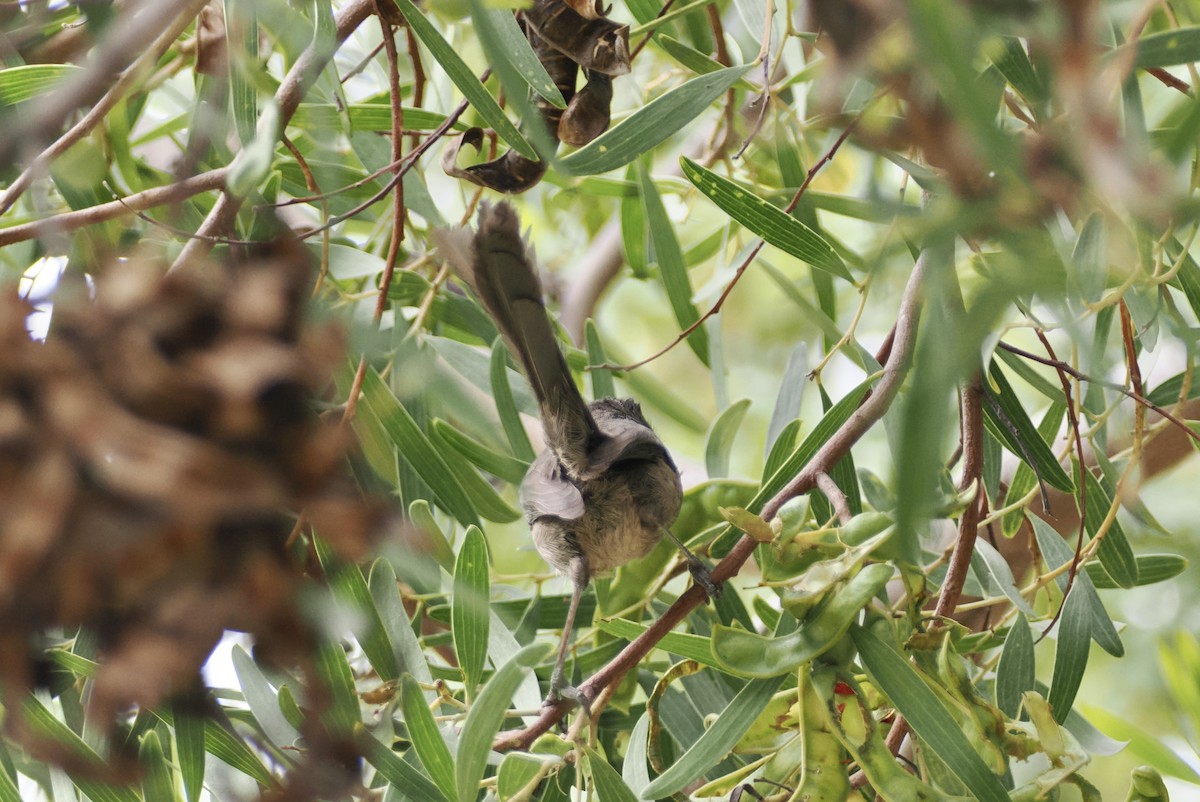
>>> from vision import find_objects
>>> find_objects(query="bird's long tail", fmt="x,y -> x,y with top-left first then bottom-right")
434,202 -> 597,476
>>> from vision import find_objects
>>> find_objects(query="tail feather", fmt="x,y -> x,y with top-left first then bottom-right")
434,202 -> 598,476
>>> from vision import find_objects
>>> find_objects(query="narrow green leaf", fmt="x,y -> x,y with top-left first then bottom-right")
231,645 -> 302,748
432,419 -> 529,484
766,343 -> 807,457
994,344 -> 1066,402
456,644 -> 552,802
714,378 -> 873,553
1086,553 -> 1187,588
595,618 -> 716,666
358,727 -> 447,801
428,424 -> 521,523
453,526 -> 491,694
290,103 -> 461,132
584,746 -> 640,802
638,160 -> 709,364
487,610 -> 545,720
315,641 -> 361,736
705,399 -> 750,478
390,0 -> 535,159
1002,401 -> 1064,537
314,535 -> 401,681
472,5 -> 565,109
642,676 -> 786,798
620,163 -> 651,278
850,626 -> 1010,802
361,367 -> 480,527
225,0 -> 259,145
681,157 -> 851,280
401,675 -> 457,802
0,754 -> 16,802
1071,212 -> 1107,303
1077,466 -> 1138,588
559,64 -> 753,175
226,99 -> 281,198
491,341 -> 536,462
623,712 -> 653,795
369,559 -> 435,687
982,360 -> 1074,492
153,708 -> 273,786
1146,371 -> 1200,406
0,64 -> 82,109
1128,26 -> 1200,68
1078,705 -> 1200,784
408,499 -> 458,575
138,731 -> 174,802
973,538 -> 1035,615
712,564 -> 893,677
498,753 -> 549,799
1030,516 -> 1124,658
996,614 -> 1035,718
585,320 -> 617,399
990,36 -> 1047,110
22,696 -> 141,802
278,685 -> 304,732
1048,586 -> 1091,723
175,709 -> 205,802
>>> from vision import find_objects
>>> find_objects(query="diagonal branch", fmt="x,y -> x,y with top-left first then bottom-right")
0,169 -> 229,247
0,0 -> 210,217
494,246 -> 930,751
169,0 -> 378,271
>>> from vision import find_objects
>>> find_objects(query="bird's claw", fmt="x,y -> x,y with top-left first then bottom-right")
686,556 -> 722,600
545,683 -> 592,719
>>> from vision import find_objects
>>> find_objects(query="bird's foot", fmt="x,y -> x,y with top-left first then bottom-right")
686,555 -> 722,600
544,683 -> 592,719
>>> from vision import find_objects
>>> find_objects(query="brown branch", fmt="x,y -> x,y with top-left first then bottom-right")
933,378 -> 985,619
0,169 -> 229,247
630,0 -> 678,61
169,0 -> 378,271
996,342 -> 1200,447
815,471 -> 852,525
1146,66 -> 1191,94
373,3 -> 406,324
1032,330 -> 1087,642
494,246 -> 931,751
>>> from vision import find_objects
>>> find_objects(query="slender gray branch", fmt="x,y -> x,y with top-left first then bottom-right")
170,0 -> 377,270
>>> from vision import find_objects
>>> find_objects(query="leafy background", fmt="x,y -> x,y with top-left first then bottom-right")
0,0 -> 1199,800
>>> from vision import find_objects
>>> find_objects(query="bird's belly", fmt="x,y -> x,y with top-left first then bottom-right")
573,502 -> 661,575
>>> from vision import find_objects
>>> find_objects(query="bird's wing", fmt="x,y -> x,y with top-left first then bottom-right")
520,452 -> 586,520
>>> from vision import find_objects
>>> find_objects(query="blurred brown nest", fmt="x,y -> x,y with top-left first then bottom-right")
0,240 -> 381,757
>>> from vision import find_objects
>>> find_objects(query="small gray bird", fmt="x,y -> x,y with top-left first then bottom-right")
434,202 -> 718,706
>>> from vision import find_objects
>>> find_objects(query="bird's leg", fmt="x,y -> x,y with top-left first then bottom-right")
545,556 -> 592,713
662,528 -> 721,599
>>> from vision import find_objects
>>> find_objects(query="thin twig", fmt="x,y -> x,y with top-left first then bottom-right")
630,0 -> 679,60
592,119 -> 859,372
815,472 -> 852,525
1031,330 -> 1087,642
933,378 -> 985,619
0,0 -> 209,217
0,0 -> 210,176
169,0 -> 378,271
0,168 -> 230,247
495,247 -> 931,751
997,341 -> 1200,447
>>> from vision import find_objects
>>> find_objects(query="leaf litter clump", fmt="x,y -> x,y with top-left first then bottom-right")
0,241 -> 382,789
